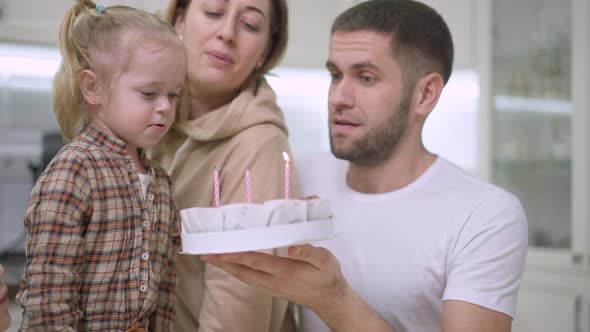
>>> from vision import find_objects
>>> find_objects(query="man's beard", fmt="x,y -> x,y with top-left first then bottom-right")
329,93 -> 411,165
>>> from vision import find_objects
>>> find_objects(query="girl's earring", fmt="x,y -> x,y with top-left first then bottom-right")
179,35 -> 184,40
89,101 -> 97,108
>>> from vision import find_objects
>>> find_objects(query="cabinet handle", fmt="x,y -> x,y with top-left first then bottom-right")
572,252 -> 583,264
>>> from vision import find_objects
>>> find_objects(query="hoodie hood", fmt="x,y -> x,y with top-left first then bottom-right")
180,78 -> 288,142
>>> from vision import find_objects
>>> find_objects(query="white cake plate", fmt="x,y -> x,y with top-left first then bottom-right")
180,218 -> 335,255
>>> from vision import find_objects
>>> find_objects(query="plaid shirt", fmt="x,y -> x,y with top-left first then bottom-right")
16,125 -> 180,331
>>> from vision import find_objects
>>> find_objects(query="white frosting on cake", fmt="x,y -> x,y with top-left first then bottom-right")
307,198 -> 332,220
264,199 -> 308,226
180,199 -> 333,233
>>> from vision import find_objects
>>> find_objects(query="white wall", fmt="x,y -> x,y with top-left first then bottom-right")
283,0 -> 476,70
268,68 -> 480,173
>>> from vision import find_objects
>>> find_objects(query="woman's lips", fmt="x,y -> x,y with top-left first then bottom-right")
207,51 -> 234,65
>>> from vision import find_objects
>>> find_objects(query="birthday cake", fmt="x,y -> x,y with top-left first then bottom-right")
179,198 -> 335,254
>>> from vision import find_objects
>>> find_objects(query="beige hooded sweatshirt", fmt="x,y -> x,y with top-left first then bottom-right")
151,79 -> 299,332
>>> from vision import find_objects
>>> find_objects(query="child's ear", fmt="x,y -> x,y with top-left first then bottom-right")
79,69 -> 101,106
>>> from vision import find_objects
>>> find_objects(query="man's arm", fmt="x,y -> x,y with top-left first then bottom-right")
443,301 -> 512,332
204,244 -> 517,332
202,245 -> 396,332
442,191 -> 527,332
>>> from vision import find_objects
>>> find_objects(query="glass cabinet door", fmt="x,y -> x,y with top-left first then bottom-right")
491,0 -> 572,249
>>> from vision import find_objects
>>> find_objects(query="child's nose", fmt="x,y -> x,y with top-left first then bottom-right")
156,97 -> 172,113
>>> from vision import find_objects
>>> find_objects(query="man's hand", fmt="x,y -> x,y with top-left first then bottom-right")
201,245 -> 348,314
202,245 -> 395,331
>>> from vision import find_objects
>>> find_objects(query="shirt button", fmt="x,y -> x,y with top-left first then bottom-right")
141,252 -> 149,260
143,221 -> 150,228
140,285 -> 147,292
148,194 -> 155,201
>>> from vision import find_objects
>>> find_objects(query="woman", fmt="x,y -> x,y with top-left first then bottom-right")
151,0 -> 297,331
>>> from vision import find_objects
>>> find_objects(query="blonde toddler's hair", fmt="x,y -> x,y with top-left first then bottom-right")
54,0 -> 185,140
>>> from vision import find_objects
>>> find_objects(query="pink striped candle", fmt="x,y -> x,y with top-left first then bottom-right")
245,167 -> 253,204
213,166 -> 221,208
282,152 -> 290,199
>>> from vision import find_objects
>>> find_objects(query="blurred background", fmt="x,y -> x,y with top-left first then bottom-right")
0,0 -> 588,331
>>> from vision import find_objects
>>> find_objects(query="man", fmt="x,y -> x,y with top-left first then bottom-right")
202,0 -> 528,331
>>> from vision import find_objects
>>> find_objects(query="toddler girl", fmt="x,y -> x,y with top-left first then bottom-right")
16,1 -> 186,331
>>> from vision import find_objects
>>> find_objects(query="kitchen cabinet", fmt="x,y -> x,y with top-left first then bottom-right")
0,0 -> 168,45
513,268 -> 587,332
477,0 -> 590,330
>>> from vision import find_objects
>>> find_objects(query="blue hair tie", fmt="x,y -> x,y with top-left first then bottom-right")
95,3 -> 105,13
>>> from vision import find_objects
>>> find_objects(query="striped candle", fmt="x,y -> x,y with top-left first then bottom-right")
213,166 -> 221,208
245,167 -> 253,204
282,152 -> 290,199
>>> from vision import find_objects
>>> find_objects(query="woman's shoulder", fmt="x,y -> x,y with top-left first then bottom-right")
237,119 -> 287,135
229,122 -> 290,151
230,80 -> 289,138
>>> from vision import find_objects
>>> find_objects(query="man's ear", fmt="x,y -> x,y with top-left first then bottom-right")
79,69 -> 101,106
412,72 -> 444,118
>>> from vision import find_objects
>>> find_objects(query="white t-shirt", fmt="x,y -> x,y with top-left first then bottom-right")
138,173 -> 151,200
296,153 -> 528,332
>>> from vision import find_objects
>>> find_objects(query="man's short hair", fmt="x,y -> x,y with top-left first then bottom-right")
331,0 -> 454,86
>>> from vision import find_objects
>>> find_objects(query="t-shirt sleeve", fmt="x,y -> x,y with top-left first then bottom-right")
443,191 -> 528,318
